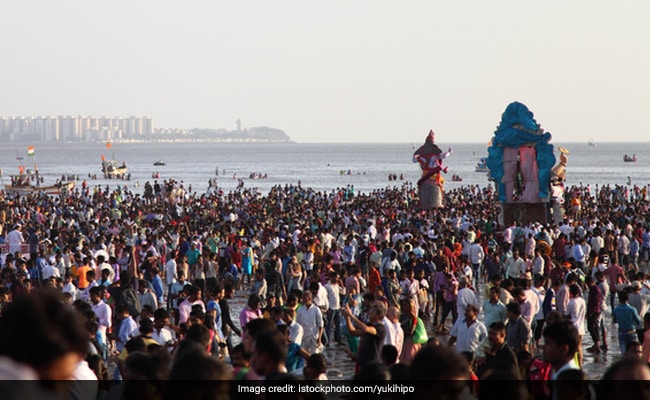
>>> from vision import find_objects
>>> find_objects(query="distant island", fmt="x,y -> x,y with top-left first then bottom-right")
0,115 -> 291,143
165,126 -> 292,143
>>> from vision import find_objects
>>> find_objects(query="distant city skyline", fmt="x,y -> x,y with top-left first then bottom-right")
1,2 -> 649,143
0,114 -> 290,143
0,115 -> 154,142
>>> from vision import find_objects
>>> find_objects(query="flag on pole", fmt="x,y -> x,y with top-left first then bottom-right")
27,146 -> 35,156
101,155 -> 106,161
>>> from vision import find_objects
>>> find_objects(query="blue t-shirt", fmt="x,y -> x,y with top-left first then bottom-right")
613,303 -> 641,331
285,343 -> 305,372
207,299 -> 224,336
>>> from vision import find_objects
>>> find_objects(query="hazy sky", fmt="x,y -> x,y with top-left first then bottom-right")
1,1 -> 649,143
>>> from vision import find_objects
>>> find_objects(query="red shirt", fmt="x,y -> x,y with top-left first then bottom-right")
368,269 -> 381,294
605,264 -> 625,289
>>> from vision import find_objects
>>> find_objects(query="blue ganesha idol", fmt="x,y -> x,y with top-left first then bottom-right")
487,102 -> 556,204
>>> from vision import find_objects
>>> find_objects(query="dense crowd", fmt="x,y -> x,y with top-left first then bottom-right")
1,180 -> 650,400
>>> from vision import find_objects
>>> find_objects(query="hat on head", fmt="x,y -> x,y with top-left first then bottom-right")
632,281 -> 642,290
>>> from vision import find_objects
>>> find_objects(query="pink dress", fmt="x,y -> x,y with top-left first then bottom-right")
502,147 -> 519,202
519,146 -> 539,202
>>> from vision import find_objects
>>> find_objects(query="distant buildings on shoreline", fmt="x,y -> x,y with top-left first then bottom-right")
0,115 -> 290,143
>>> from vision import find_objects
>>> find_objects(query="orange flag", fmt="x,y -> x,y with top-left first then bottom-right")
106,142 -> 112,149
101,155 -> 106,161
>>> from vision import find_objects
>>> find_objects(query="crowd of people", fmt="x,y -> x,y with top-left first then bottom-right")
1,180 -> 650,399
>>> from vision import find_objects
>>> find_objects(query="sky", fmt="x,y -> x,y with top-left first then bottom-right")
1,1 -> 649,143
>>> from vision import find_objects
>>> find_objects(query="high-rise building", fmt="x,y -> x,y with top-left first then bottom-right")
128,116 -> 137,136
60,115 -> 80,140
41,116 -> 60,141
142,116 -> 153,135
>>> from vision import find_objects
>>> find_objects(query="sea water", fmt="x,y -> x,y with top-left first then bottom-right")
1,142 -> 648,194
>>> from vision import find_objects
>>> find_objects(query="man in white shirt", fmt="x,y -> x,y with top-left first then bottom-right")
90,287 -> 112,343
460,258 -> 474,284
6,224 -> 24,256
456,278 -> 479,319
531,275 -> 547,348
309,281 -> 330,316
367,222 -> 377,240
324,272 -> 346,346
282,308 -> 304,346
42,261 -> 60,280
566,284 -> 586,367
505,249 -> 526,281
618,234 -> 631,267
449,304 -> 487,353
152,308 -> 176,349
95,255 -> 115,283
559,222 -> 574,238
468,240 -> 485,286
533,248 -> 545,276
62,274 -> 78,301
320,228 -> 335,251
296,291 -> 323,354
165,251 -> 178,309
591,232 -> 604,256
383,306 -> 404,358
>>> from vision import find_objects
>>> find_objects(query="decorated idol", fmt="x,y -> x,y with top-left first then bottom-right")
413,130 -> 452,210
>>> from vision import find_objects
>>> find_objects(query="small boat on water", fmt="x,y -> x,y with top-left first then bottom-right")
624,154 -> 637,163
102,159 -> 129,179
451,174 -> 463,182
475,157 -> 489,172
4,172 -> 74,196
153,160 -> 166,166
588,139 -> 597,147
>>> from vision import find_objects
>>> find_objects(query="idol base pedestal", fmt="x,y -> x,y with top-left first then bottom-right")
502,202 -> 549,226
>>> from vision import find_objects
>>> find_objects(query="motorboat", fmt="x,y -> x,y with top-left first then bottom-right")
475,157 -> 489,172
